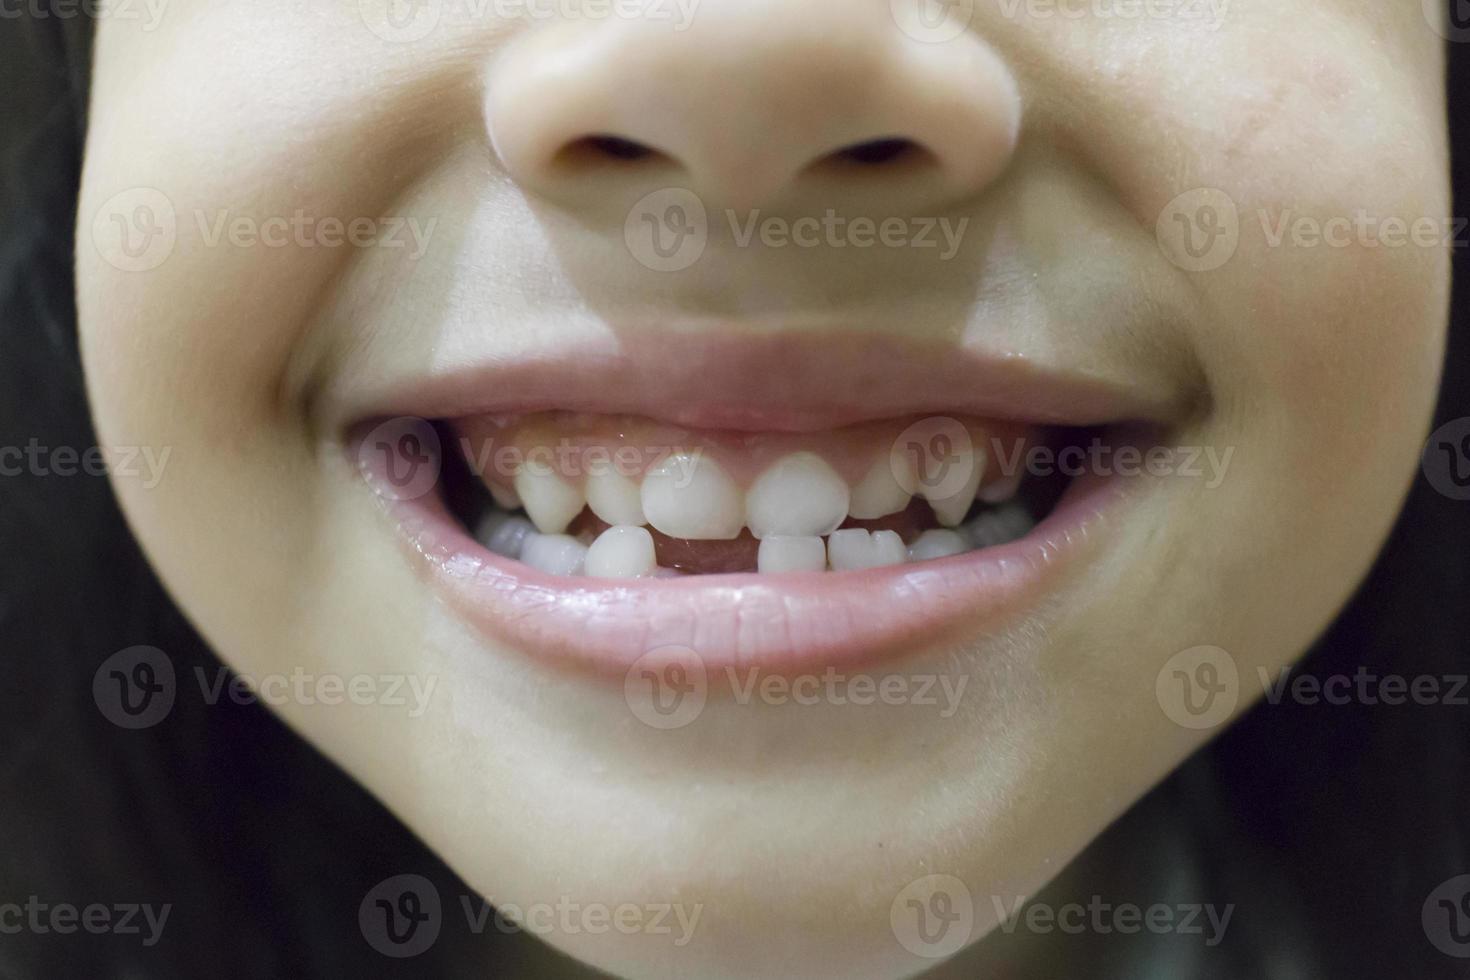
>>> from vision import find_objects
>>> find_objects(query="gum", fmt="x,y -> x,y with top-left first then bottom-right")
451,411 -> 1036,495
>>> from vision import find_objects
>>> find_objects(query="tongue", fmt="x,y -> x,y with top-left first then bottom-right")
569,498 -> 938,574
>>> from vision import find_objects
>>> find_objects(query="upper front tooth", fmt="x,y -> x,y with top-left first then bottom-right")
489,481 -> 522,510
848,456 -> 912,519
919,444 -> 985,527
978,468 -> 1023,504
586,469 -> 646,526
585,525 -> 657,579
641,453 -> 744,540
745,452 -> 850,539
827,528 -> 907,571
519,533 -> 589,576
515,466 -> 586,534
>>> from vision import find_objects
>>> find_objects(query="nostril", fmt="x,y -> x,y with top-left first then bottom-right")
803,137 -> 936,179
584,135 -> 658,161
834,138 -> 920,166
555,134 -> 672,167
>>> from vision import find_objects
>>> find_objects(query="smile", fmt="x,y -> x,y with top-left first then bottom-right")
344,333 -> 1180,676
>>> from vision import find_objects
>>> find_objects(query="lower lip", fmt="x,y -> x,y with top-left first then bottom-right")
358,453 -> 1126,678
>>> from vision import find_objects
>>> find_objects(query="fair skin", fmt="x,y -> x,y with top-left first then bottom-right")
77,1 -> 1448,976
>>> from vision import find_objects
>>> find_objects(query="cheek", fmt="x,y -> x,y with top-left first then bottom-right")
1159,33 -> 1450,487
1003,6 -> 1449,470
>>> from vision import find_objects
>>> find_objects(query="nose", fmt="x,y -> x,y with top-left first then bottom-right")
486,0 -> 1021,212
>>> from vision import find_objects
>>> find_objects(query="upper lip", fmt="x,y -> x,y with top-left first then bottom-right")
331,327 -> 1192,433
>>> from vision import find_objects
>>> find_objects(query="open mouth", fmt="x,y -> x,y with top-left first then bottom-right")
436,412 -> 1084,577
337,333 -> 1182,674
352,410 -> 1151,675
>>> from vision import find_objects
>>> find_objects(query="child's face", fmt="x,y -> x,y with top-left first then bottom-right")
77,1 -> 1448,975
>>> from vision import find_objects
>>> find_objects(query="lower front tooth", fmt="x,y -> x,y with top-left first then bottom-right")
585,525 -> 657,579
641,453 -> 744,540
520,533 -> 589,576
827,528 -> 907,571
907,529 -> 969,562
476,512 -> 535,560
757,535 -> 827,573
515,467 -> 586,534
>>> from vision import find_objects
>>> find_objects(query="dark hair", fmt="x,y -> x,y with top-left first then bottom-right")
2,13 -> 1467,979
